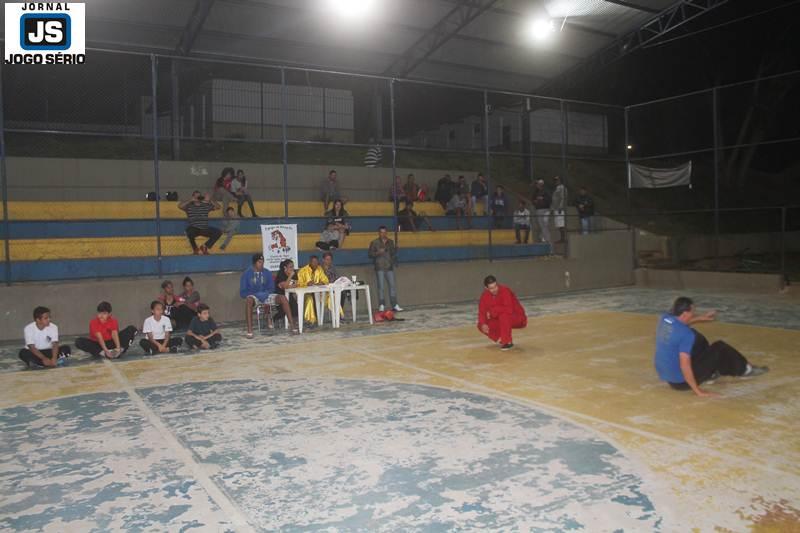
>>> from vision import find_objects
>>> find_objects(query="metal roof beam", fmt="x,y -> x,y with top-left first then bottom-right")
539,0 -> 728,94
602,0 -> 660,14
176,0 -> 216,55
383,0 -> 501,77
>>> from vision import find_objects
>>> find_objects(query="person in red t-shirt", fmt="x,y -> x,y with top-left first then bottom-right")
75,301 -> 138,359
477,275 -> 527,350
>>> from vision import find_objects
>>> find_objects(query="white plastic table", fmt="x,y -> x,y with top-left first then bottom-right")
331,284 -> 373,328
285,285 -> 331,334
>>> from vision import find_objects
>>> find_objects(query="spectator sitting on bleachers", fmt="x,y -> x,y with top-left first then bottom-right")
316,222 -> 341,251
159,280 -> 196,331
514,200 -> 532,244
404,174 -> 420,202
219,207 -> 240,251
212,167 -> 236,213
19,306 -> 71,369
186,303 -> 222,350
325,199 -> 350,248
471,173 -> 489,216
435,174 -> 454,209
321,169 -> 340,212
240,253 -> 277,338
75,301 -> 137,359
232,169 -> 258,218
446,191 -> 471,230
417,183 -> 429,202
140,301 -> 182,355
398,200 -> 435,232
389,175 -> 406,204
179,190 -> 222,255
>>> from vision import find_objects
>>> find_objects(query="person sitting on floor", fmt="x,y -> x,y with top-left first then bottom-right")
75,301 -> 138,359
477,275 -> 528,351
316,222 -> 341,251
140,301 -> 183,355
179,277 -> 201,317
274,259 -> 300,334
296,255 -> 330,326
654,296 -> 769,397
398,200 -> 435,232
240,253 -> 282,338
159,280 -> 196,331
186,303 -> 222,350
19,306 -> 71,369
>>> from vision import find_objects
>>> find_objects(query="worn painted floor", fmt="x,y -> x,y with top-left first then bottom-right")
0,287 -> 798,531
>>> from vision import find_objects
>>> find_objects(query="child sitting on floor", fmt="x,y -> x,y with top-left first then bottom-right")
186,303 -> 222,350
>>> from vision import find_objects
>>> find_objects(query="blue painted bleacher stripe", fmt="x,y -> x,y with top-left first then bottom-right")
7,244 -> 549,282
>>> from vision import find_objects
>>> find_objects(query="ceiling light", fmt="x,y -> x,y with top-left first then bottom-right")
325,0 -> 376,20
529,18 -> 555,41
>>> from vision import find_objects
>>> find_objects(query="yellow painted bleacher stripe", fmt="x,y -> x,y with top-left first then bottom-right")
3,201 -> 468,220
7,230 -> 518,261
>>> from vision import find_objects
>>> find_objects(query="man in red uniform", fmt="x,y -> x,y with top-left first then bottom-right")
477,275 -> 528,350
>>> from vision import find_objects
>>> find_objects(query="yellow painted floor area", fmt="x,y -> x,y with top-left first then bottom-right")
2,310 -> 798,531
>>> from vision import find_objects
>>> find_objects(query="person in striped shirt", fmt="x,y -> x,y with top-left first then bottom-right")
179,190 -> 222,255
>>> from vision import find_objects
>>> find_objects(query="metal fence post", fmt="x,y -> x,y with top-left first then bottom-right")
151,54 -> 163,277
170,58 -> 181,160
624,106 -> 636,271
484,90 -> 493,262
712,87 -> 720,263
780,206 -> 787,283
390,79 -> 398,242
560,100 -> 569,258
280,68 -> 289,219
0,61 -> 10,285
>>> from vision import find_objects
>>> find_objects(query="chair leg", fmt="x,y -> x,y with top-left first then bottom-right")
256,305 -> 262,332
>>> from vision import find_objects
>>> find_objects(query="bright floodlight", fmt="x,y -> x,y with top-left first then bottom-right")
326,0 -> 375,19
529,19 -> 555,41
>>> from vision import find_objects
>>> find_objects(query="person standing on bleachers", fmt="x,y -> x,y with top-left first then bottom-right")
321,169 -> 341,212
368,226 -> 403,313
231,169 -> 258,218
470,173 -> 489,216
212,167 -> 236,213
490,185 -> 509,229
532,179 -> 552,244
552,176 -> 568,244
575,186 -> 595,235
179,190 -> 222,255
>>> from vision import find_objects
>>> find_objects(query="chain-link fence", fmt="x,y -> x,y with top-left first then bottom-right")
1,50 -> 797,283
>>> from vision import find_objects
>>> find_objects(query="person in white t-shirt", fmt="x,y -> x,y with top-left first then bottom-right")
19,306 -> 71,369
139,301 -> 183,355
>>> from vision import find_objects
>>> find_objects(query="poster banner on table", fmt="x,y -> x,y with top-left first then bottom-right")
261,224 -> 298,271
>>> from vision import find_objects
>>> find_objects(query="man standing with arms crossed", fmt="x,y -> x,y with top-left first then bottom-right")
368,226 -> 402,313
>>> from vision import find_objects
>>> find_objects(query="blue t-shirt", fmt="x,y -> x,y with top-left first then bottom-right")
654,313 -> 696,383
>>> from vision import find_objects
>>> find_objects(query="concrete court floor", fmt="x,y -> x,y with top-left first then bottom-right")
0,287 -> 798,531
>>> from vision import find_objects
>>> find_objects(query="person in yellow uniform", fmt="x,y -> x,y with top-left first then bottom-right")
296,255 -> 330,325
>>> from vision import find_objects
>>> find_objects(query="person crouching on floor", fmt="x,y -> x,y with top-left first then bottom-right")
477,275 -> 528,351
75,301 -> 138,359
654,296 -> 769,397
140,301 -> 183,355
186,303 -> 222,350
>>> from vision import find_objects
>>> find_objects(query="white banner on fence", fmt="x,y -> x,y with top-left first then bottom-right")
629,161 -> 692,189
261,224 -> 298,271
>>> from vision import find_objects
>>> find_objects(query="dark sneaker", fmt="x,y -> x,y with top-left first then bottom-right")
209,342 -> 219,350
169,346 -> 178,354
744,365 -> 769,378
500,343 -> 514,351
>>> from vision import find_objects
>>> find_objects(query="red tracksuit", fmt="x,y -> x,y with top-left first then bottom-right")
477,285 -> 527,345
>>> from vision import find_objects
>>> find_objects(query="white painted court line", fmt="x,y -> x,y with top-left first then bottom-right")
102,359 -> 256,533
351,347 -> 798,480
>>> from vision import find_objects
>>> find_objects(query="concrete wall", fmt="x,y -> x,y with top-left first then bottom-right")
635,231 -> 800,265
634,268 -> 784,293
6,157 -> 484,202
0,231 -> 634,341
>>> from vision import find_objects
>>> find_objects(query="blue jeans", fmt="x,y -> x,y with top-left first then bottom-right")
580,216 -> 592,235
376,269 -> 397,307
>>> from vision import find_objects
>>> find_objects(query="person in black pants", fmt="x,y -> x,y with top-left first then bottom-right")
179,191 -> 222,255
75,301 -> 137,358
19,306 -> 71,369
654,296 -> 769,397
185,303 -> 222,350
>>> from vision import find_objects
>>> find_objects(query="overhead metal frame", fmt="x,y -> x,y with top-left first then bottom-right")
383,0 -> 501,78
175,0 -> 216,55
540,0 -> 729,94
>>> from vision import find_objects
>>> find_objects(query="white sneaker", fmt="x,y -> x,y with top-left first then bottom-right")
393,305 -> 403,312
379,305 -> 385,312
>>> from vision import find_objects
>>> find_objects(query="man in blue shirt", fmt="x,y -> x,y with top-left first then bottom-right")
654,296 -> 768,397
240,253 -> 276,339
